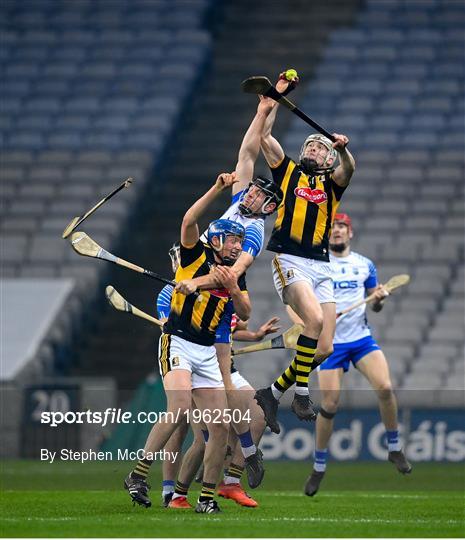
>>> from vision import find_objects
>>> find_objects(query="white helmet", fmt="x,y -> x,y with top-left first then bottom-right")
299,134 -> 337,172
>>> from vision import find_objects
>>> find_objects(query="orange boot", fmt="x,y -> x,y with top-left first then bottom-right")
168,496 -> 192,509
217,481 -> 258,507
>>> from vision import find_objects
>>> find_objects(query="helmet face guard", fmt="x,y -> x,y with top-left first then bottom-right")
299,134 -> 337,175
207,219 -> 246,266
169,241 -> 181,272
238,176 -> 283,218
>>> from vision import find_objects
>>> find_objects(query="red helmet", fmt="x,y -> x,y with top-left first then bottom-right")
333,213 -> 352,230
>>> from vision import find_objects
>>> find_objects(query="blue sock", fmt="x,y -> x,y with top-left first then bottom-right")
314,449 -> 328,472
162,480 -> 175,496
238,430 -> 256,458
386,430 -> 400,452
202,429 -> 209,443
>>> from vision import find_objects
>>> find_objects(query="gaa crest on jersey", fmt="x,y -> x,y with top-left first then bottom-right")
286,269 -> 294,280
172,357 -> 180,367
294,187 -> 328,205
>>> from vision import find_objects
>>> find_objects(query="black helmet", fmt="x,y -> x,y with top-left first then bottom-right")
238,176 -> 283,218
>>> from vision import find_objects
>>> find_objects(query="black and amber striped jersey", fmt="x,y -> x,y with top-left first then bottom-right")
163,240 -> 247,346
267,155 -> 347,262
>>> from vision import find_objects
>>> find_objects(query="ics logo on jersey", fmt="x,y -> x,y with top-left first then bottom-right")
294,187 -> 328,205
334,280 -> 358,289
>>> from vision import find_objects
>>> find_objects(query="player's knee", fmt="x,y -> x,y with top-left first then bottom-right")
319,405 -> 337,419
376,381 -> 393,400
207,419 -> 229,441
317,345 -> 333,361
321,391 -> 340,413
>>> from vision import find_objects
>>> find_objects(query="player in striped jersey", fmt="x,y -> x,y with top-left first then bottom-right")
254,78 -> 356,433
157,245 -> 277,507
125,172 -> 254,514
304,213 -> 412,496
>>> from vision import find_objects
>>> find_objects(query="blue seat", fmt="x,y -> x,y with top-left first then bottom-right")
34,79 -> 69,96
6,62 -> 40,78
47,131 -> 82,149
7,131 -> 44,150
94,116 -> 130,131
55,115 -> 92,131
65,97 -> 101,113
16,116 -> 53,131
84,132 -> 122,150
2,81 -> 30,96
26,97 -> 62,113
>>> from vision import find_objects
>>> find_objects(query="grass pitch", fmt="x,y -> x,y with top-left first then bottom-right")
1,461 -> 464,537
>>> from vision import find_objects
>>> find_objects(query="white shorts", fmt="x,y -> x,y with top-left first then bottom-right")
158,334 -> 224,390
272,253 -> 335,304
231,370 -> 251,390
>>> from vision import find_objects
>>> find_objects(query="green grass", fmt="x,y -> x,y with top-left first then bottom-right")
1,461 -> 464,537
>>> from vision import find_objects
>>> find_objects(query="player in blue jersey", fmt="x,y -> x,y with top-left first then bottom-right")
304,213 -> 412,496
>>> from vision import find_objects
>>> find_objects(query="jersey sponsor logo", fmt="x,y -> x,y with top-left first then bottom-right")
334,280 -> 358,289
294,187 -> 328,205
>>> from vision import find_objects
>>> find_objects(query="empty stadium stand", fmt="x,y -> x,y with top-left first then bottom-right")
1,0 -> 463,416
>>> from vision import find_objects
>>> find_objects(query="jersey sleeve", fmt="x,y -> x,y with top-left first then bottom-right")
242,220 -> 264,258
156,284 -> 174,319
329,173 -> 348,201
270,155 -> 292,188
364,259 -> 378,290
238,272 -> 248,293
179,239 -> 204,268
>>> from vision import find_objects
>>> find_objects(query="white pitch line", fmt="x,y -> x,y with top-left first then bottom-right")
1,516 -> 462,526
264,491 -> 463,500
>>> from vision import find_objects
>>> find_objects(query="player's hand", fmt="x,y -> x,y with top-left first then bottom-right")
332,133 -> 349,152
175,279 -> 197,295
215,171 -> 238,192
371,284 -> 389,303
257,95 -> 275,115
214,265 -> 238,291
277,70 -> 299,95
256,316 -> 281,340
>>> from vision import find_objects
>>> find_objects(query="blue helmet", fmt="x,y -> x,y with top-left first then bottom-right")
207,219 -> 245,265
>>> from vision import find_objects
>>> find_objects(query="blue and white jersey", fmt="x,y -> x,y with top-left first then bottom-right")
331,251 -> 378,344
156,284 -> 174,319
200,190 -> 265,258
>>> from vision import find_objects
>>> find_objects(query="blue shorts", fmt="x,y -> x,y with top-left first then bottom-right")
215,310 -> 232,344
320,335 -> 380,372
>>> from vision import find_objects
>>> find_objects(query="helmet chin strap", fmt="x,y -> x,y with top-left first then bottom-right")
211,236 -> 235,266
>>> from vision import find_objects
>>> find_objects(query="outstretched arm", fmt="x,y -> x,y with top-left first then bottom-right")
233,316 -> 281,342
331,134 -> 356,188
233,98 -> 275,195
181,172 -> 238,247
260,75 -> 296,168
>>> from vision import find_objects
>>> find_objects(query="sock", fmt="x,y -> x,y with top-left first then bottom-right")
294,335 -> 318,395
273,359 -> 298,398
199,481 -> 216,502
162,480 -> 175,497
172,480 -> 189,500
271,384 -> 283,400
314,448 -> 328,472
224,463 -> 243,485
202,429 -> 209,443
238,430 -> 256,459
131,457 -> 153,480
386,430 -> 401,452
